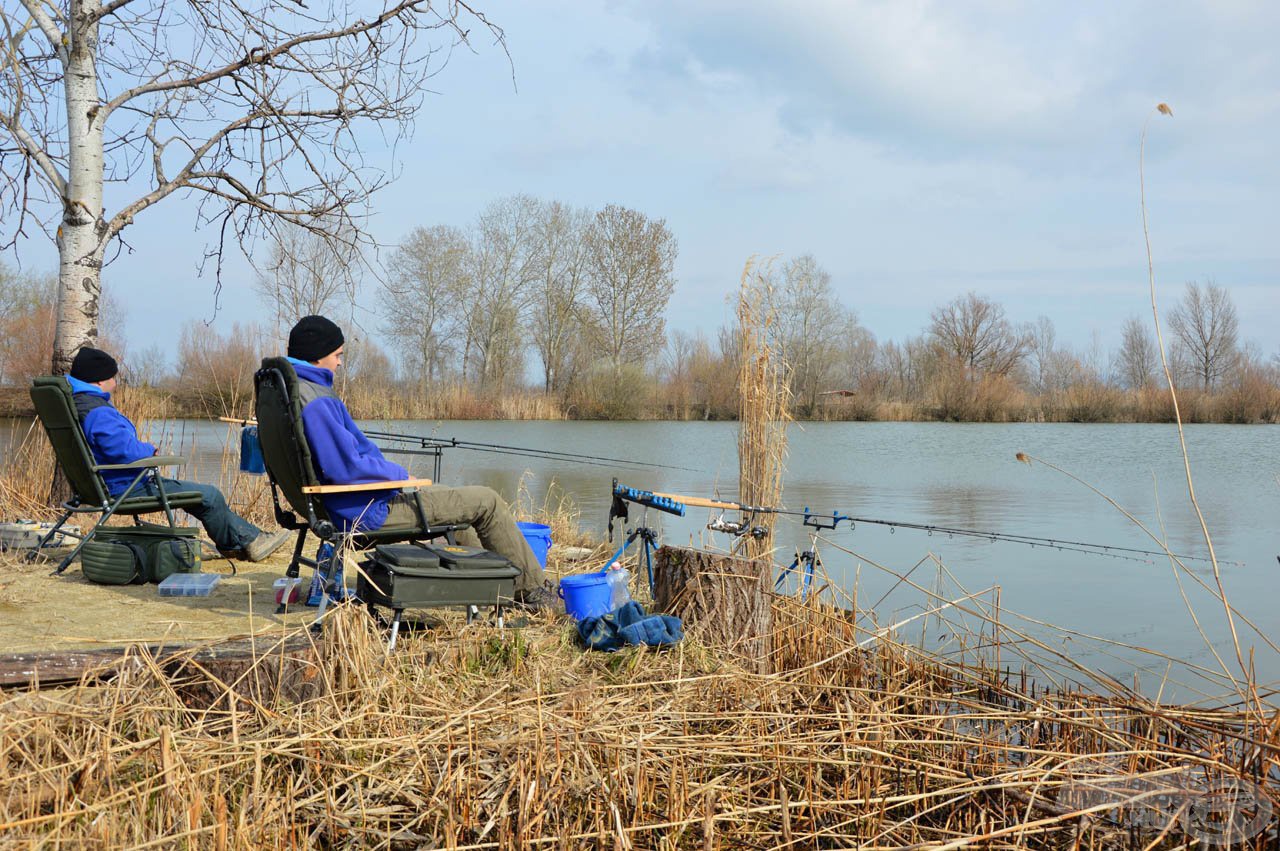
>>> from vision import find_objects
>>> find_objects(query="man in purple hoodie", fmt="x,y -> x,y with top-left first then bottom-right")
67,347 -> 290,562
286,316 -> 560,613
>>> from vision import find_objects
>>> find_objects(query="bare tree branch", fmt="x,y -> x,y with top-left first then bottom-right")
15,0 -> 65,60
0,108 -> 67,195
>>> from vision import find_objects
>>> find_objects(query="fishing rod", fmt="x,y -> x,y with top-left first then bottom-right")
617,484 -> 1241,566
361,429 -> 701,473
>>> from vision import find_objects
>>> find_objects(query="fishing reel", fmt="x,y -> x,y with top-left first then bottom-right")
707,514 -> 769,540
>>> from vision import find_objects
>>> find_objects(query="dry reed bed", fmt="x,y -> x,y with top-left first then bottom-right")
3,593 -> 1276,849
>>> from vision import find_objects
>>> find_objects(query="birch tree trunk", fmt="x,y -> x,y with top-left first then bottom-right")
53,0 -> 107,373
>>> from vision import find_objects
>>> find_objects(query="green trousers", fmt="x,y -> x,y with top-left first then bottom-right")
383,485 -> 545,592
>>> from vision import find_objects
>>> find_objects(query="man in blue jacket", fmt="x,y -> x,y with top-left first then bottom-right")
67,347 -> 290,562
286,315 -> 560,613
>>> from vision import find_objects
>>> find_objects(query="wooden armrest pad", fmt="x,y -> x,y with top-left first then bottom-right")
301,477 -> 432,494
95,455 -> 187,471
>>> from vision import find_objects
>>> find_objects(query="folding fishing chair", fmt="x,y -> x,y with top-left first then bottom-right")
254,357 -> 513,628
28,376 -> 204,575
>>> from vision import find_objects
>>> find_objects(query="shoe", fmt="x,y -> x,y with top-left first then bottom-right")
245,530 -> 290,562
512,584 -> 565,615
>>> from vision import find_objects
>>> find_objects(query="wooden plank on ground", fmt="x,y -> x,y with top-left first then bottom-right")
0,633 -> 317,691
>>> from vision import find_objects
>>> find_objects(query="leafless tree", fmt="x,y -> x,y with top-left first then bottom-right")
928,291 -> 1028,378
582,204 -> 677,374
529,201 -> 590,393
125,343 -> 170,388
175,319 -> 266,415
772,255 -> 836,412
1114,315 -> 1159,390
255,223 -> 360,333
464,195 -> 540,389
1,0 -> 502,373
1168,280 -> 1239,391
380,224 -> 470,384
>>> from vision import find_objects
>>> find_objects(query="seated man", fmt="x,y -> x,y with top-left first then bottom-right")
285,315 -> 560,613
67,347 -> 290,562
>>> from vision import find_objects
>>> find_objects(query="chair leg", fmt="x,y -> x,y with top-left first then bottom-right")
388,609 -> 404,652
286,528 -> 308,579
28,509 -> 73,563
52,509 -> 118,576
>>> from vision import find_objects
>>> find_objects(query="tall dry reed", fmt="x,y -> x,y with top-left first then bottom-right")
734,258 -> 791,563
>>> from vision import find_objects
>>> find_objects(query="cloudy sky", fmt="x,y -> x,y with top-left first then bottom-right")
17,0 -> 1280,363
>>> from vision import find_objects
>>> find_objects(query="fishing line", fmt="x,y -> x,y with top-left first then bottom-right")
632,486 -> 1240,566
363,430 -> 700,472
378,444 -> 651,471
790,512 -> 1242,566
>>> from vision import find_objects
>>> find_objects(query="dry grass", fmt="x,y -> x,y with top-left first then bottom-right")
1,571 -> 1275,849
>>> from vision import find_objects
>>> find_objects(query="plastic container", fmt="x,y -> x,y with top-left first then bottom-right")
157,573 -> 222,596
607,566 -> 632,609
516,521 -> 553,569
558,571 -> 611,620
273,577 -> 302,604
0,520 -> 78,550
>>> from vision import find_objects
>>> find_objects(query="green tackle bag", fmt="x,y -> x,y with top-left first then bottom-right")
80,523 -> 202,585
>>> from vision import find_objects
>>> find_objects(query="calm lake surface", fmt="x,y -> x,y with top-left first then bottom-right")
6,417 -> 1278,696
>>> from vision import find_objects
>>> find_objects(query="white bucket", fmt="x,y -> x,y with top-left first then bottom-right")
0,520 -> 78,551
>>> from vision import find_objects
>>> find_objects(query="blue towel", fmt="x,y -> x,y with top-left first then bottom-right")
577,601 -> 683,652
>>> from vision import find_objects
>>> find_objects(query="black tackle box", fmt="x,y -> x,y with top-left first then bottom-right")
358,542 -> 520,610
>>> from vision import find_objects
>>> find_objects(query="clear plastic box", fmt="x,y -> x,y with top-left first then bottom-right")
157,573 -> 222,596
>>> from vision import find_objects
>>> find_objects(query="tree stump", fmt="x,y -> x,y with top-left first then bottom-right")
653,546 -> 772,671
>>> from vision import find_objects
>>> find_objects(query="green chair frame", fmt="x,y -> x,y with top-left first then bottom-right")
29,376 -> 204,575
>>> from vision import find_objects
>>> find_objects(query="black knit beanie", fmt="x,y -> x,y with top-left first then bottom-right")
69,347 -> 118,383
287,315 -> 344,362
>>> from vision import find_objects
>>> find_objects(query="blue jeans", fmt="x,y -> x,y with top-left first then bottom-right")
133,477 -> 263,552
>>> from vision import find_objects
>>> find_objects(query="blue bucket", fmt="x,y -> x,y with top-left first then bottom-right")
559,571 -> 611,620
517,521 -> 552,569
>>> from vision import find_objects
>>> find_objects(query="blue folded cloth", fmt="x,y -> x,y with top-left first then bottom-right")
577,601 -> 684,652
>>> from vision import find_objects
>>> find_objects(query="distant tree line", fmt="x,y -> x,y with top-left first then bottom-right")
1,210 -> 1277,423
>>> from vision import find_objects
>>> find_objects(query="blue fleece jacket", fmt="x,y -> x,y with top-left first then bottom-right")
67,375 -> 158,496
291,359 -> 406,531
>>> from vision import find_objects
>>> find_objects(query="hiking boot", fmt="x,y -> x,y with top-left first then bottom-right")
245,530 -> 290,563
512,584 -> 564,615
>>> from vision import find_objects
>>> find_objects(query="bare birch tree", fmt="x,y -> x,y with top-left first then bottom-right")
0,0 -> 501,373
583,204 -> 676,374
380,224 -> 470,384
1169,280 -> 1239,391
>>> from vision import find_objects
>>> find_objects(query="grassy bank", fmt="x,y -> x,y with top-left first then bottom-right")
2,579 -> 1275,847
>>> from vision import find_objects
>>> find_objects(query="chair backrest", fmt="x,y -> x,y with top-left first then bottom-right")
253,357 -> 328,523
29,376 -> 110,506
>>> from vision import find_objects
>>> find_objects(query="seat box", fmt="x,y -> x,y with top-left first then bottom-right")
359,543 -> 519,610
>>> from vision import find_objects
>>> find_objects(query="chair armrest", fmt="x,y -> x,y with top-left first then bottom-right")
94,455 -> 187,471
301,477 -> 433,494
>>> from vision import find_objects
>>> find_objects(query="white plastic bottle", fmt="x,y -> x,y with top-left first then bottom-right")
606,564 -> 632,609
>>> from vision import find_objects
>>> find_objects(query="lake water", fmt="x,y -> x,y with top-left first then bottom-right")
5,417 -> 1278,696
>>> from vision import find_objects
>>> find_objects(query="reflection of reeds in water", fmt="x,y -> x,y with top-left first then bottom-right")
735,258 -> 791,563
